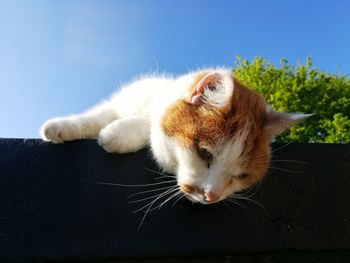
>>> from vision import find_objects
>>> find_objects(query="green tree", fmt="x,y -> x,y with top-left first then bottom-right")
233,56 -> 350,143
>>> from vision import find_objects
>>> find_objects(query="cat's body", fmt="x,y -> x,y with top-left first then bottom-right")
41,68 -> 308,204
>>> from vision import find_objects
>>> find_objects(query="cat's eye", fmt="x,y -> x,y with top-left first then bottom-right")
236,172 -> 248,180
197,147 -> 213,161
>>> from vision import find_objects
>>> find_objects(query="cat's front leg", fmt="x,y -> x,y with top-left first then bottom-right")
98,116 -> 150,153
41,103 -> 117,143
41,117 -> 87,143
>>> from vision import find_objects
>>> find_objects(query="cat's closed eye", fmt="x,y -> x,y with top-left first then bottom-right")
197,146 -> 213,168
197,146 -> 213,160
235,172 -> 249,180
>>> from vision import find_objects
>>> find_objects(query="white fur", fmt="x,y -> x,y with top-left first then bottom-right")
41,68 -> 304,205
41,68 -> 251,204
98,116 -> 150,153
202,71 -> 234,107
41,68 -> 230,151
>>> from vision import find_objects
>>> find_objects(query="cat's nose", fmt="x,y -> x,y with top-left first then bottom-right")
204,191 -> 219,202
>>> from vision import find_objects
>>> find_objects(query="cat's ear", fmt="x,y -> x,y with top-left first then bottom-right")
264,108 -> 313,140
186,73 -> 223,105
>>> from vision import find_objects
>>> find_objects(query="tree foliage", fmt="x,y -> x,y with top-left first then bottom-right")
233,56 -> 350,143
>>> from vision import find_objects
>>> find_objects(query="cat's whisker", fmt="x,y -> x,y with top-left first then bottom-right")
271,141 -> 294,153
268,166 -> 301,174
133,187 -> 179,214
220,200 -> 232,208
130,186 -> 178,204
153,176 -> 176,181
237,186 -> 257,197
144,167 -> 171,177
231,194 -> 266,211
128,185 -> 176,199
96,180 -> 175,188
224,197 -> 248,210
172,193 -> 185,207
242,186 -> 261,197
270,159 -> 308,164
144,167 -> 177,181
223,199 -> 242,209
159,191 -> 181,208
151,190 -> 181,211
225,199 -> 248,210
136,187 -> 179,231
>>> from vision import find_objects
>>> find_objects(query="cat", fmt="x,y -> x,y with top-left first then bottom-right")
41,68 -> 309,204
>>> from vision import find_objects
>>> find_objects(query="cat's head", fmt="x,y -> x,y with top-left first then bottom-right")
157,70 -> 309,204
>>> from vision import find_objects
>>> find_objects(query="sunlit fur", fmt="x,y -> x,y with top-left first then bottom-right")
41,68 -> 309,204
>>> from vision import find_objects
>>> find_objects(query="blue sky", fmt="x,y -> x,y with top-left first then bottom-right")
0,0 -> 349,138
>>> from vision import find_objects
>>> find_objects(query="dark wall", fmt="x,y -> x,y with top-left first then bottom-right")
0,139 -> 350,262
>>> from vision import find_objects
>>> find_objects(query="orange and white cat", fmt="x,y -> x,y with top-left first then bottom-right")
41,68 -> 309,204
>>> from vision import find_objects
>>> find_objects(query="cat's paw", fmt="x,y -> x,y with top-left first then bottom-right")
41,118 -> 83,143
98,119 -> 146,154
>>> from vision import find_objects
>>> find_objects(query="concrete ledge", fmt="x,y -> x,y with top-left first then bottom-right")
0,139 -> 350,262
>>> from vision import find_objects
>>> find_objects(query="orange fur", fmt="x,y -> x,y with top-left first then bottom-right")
161,75 -> 270,185
179,184 -> 195,194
